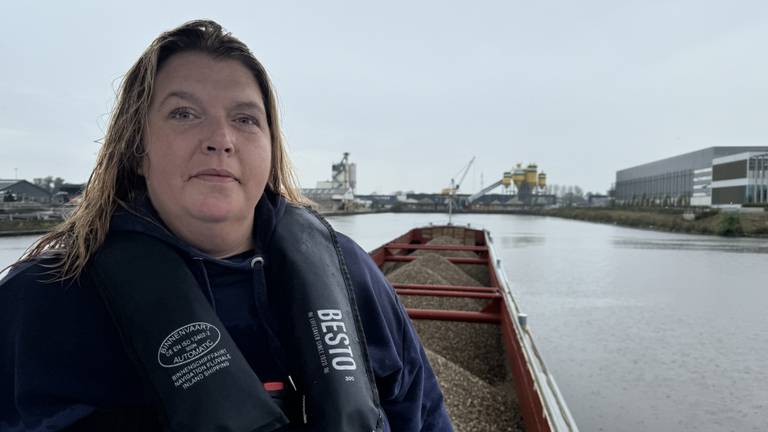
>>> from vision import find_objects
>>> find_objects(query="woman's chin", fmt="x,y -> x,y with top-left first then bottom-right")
184,199 -> 248,223
184,193 -> 252,223
190,207 -> 245,223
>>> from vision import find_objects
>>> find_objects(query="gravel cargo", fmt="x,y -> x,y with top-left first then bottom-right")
384,238 -> 525,431
426,348 -> 524,432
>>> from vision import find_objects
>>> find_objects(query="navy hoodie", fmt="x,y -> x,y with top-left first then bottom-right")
0,191 -> 452,431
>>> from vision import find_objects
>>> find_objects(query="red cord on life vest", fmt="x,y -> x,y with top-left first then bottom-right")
263,381 -> 285,392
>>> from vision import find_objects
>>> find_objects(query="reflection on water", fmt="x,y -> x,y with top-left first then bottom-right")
612,236 -> 768,254
500,234 -> 545,248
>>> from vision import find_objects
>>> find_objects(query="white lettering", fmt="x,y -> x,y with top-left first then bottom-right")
316,309 -> 357,371
320,321 -> 346,333
332,357 -> 356,370
317,309 -> 342,320
324,333 -> 349,346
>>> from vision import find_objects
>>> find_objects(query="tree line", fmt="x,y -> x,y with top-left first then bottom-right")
32,176 -> 66,193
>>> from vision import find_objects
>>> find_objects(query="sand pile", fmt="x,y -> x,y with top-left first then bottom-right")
387,253 -> 484,311
413,236 -> 491,286
384,237 -> 525,431
414,321 -> 506,384
387,252 -> 481,287
426,348 -> 524,432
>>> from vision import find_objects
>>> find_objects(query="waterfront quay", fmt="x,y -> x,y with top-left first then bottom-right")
3,205 -> 768,238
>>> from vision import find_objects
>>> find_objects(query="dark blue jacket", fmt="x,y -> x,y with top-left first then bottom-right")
0,191 -> 452,431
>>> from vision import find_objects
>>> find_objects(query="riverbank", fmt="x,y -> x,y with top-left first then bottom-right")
530,207 -> 768,237
4,207 -> 767,238
0,220 -> 60,237
317,208 -> 386,216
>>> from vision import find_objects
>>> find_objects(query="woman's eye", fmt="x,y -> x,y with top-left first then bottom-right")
235,116 -> 259,127
169,108 -> 197,121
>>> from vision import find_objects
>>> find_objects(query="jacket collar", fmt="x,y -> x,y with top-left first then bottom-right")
109,188 -> 287,267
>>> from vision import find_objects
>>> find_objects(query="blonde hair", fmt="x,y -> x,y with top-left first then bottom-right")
20,19 -> 303,280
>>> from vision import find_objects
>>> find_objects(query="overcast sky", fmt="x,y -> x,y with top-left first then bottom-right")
1,1 -> 766,195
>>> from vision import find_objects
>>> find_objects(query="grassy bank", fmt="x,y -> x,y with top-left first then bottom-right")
0,219 -> 61,236
534,208 -> 768,237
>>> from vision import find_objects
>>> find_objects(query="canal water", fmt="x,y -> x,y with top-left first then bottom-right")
326,213 -> 768,432
0,235 -> 40,277
2,214 -> 766,431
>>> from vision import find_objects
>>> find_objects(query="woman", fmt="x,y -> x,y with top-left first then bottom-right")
0,20 -> 451,432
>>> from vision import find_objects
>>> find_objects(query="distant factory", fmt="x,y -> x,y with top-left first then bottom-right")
301,152 -> 358,211
615,146 -> 768,208
466,163 -> 554,207
301,153 -> 560,212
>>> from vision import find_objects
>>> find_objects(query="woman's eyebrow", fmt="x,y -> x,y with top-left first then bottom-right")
230,101 -> 266,116
158,90 -> 202,107
157,91 -> 265,116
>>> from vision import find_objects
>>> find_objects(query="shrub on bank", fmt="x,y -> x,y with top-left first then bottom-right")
0,219 -> 60,233
717,213 -> 743,236
539,207 -> 768,237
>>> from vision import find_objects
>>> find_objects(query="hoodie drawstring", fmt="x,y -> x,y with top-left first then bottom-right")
250,257 -> 294,383
195,255 -> 299,406
194,258 -> 217,313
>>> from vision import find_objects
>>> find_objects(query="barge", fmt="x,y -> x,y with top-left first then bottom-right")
368,225 -> 578,432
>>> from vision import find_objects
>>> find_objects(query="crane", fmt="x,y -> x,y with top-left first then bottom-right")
442,156 -> 475,195
446,156 -> 475,224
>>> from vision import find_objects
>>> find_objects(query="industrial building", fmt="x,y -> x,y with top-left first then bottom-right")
302,153 -> 358,211
710,151 -> 768,207
0,180 -> 51,203
466,163 -> 554,207
614,147 -> 768,207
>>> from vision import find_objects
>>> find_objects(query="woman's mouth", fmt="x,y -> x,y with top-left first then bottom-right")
192,168 -> 239,183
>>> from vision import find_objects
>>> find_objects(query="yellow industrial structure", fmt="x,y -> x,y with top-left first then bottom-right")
505,163 -> 547,194
468,162 -> 549,205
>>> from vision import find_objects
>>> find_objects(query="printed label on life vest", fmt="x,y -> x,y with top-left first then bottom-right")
157,322 -> 221,368
169,347 -> 232,390
157,322 -> 231,390
308,309 -> 357,374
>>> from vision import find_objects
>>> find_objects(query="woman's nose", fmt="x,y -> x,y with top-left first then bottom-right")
202,117 -> 235,154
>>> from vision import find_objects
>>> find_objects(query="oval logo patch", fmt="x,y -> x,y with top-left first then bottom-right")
157,322 -> 221,368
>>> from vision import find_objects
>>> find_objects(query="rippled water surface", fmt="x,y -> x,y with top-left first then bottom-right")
0,235 -> 39,278
327,213 -> 768,432
2,215 -> 766,431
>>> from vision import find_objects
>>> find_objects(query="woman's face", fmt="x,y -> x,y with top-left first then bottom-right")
143,52 -> 271,229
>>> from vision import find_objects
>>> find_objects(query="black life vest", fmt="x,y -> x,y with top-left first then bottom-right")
90,204 -> 384,432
